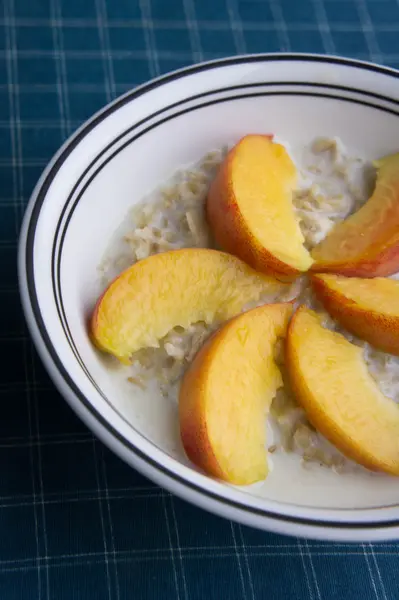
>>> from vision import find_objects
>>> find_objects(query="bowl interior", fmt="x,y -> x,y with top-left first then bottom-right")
26,56 -> 399,518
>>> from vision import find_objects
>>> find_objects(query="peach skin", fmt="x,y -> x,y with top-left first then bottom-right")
179,303 -> 292,485
206,135 -> 313,280
311,152 -> 399,277
312,273 -> 399,355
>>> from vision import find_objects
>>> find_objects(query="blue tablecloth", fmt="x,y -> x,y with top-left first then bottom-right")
2,0 -> 399,598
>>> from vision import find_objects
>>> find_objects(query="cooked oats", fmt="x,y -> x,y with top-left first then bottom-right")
99,137 -> 399,473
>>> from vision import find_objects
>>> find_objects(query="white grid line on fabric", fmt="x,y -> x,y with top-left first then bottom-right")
298,538 -> 316,600
226,0 -> 247,54
5,46 -> 399,63
269,0 -> 291,51
0,324 -> 63,332
0,494 -> 172,509
5,47 -> 399,62
0,243 -> 28,251
0,83 -> 124,92
100,449 -> 121,600
95,0 -> 116,101
368,543 -> 388,600
0,433 -> 93,444
0,120 -> 81,127
0,553 -> 318,576
182,0 -> 203,62
0,81 -> 126,94
367,543 -> 389,600
1,8 -> 18,238
0,495 -> 175,509
0,436 -> 169,449
230,521 -> 248,600
237,524 -> 255,600
6,5 -> 23,229
362,542 -> 381,600
0,555 -> 241,577
3,542 -> 399,560
4,1 -> 43,596
221,22 -> 392,32
101,0 -> 117,98
0,375 -> 67,398
49,0 -> 68,140
304,539 -> 322,600
169,496 -> 189,600
19,95 -> 53,591
0,558 -> 192,577
161,494 -> 182,600
2,482 -> 399,521
0,49 -> 198,59
0,548 -> 397,577
0,547 -> 398,567
0,487 -> 168,503
52,0 -> 72,136
0,160 -> 58,166
374,552 -> 390,600
139,0 -> 160,77
91,438 -> 113,600
0,380 -> 75,395
354,0 -> 384,64
310,0 -> 336,53
0,327 -> 27,337
0,284 -> 22,295
0,18 -> 396,30
325,0 -> 391,2
30,348 -> 51,600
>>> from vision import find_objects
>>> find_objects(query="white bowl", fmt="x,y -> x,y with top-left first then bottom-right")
18,53 -> 399,542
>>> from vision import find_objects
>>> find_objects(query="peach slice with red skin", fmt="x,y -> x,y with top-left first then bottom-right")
179,303 -> 292,485
286,306 -> 399,475
90,248 -> 287,364
206,135 -> 313,280
311,152 -> 399,277
312,273 -> 399,356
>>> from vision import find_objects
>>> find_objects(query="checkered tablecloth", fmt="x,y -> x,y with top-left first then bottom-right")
2,0 -> 399,598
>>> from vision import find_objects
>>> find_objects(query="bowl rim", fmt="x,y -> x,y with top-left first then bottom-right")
18,52 -> 399,540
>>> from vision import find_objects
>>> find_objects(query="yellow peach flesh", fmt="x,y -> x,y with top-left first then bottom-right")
286,306 -> 399,475
206,135 -> 313,278
311,152 -> 399,277
179,303 -> 292,484
90,248 -> 286,363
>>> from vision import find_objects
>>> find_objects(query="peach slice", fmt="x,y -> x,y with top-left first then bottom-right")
311,152 -> 399,277
286,306 -> 399,475
90,248 -> 287,364
206,135 -> 313,279
179,303 -> 292,484
312,274 -> 399,355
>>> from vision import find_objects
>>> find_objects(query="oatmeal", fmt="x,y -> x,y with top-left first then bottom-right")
98,137 -> 399,473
